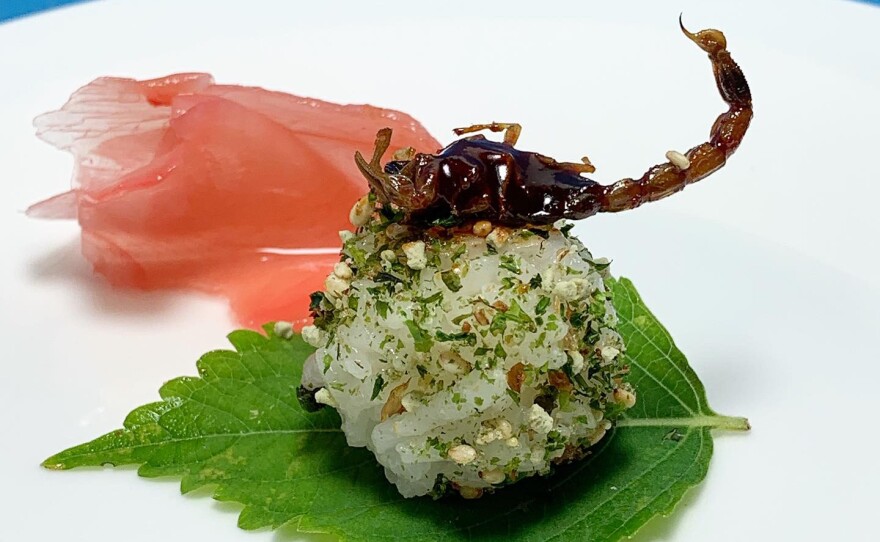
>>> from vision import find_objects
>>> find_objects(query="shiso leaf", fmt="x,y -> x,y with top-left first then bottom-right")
43,277 -> 748,541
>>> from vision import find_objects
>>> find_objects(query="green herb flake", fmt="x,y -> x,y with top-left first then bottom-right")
346,244 -> 368,268
451,314 -> 469,325
499,254 -> 521,274
489,315 -> 507,336
558,391 -> 571,410
507,456 -> 522,473
418,292 -> 444,305
376,300 -> 390,319
560,222 -> 575,236
452,244 -> 467,260
404,320 -> 434,353
493,343 -> 507,359
379,334 -> 394,350
371,375 -> 386,400
504,300 -> 533,325
589,298 -> 607,319
430,215 -> 461,228
375,271 -> 403,285
570,311 -> 588,328
309,291 -> 327,312
500,277 -> 518,291
535,296 -> 551,315
530,331 -> 547,349
573,373 -> 591,392
441,270 -> 463,292
528,228 -> 550,239
528,274 -> 543,289
591,259 -> 612,271
435,331 -> 477,346
427,249 -> 442,270
379,204 -> 404,223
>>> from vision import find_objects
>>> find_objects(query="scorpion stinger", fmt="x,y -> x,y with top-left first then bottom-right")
597,17 -> 753,213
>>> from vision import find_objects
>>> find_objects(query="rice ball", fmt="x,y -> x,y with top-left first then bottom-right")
301,210 -> 634,498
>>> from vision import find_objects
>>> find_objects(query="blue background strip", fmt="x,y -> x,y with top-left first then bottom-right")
1,0 -> 92,23
1,0 -> 878,24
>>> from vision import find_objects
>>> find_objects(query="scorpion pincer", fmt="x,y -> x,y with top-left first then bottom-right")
354,19 -> 753,227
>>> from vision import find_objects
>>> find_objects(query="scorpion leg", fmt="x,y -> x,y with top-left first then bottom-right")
535,154 -> 597,174
557,156 -> 597,174
594,18 -> 753,214
355,128 -> 395,203
453,123 -> 522,146
453,123 -> 594,172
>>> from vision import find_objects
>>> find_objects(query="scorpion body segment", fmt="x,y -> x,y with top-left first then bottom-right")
354,20 -> 753,227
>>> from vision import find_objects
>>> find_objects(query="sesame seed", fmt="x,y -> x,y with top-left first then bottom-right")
480,469 -> 506,485
472,220 -> 493,237
665,150 -> 691,170
349,195 -> 372,227
333,262 -> 353,280
448,444 -> 478,465
324,274 -> 350,298
458,486 -> 484,499
612,388 -> 637,408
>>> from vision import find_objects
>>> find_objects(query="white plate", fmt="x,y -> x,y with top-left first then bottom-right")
2,1 -> 879,540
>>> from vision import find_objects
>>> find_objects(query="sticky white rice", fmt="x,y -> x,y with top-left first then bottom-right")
302,212 -> 634,498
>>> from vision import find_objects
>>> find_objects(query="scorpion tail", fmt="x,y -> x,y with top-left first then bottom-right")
597,18 -> 753,214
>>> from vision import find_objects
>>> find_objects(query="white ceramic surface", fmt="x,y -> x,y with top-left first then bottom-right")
2,1 -> 879,541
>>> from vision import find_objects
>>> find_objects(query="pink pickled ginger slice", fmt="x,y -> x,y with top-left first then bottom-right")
30,72 -> 440,327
